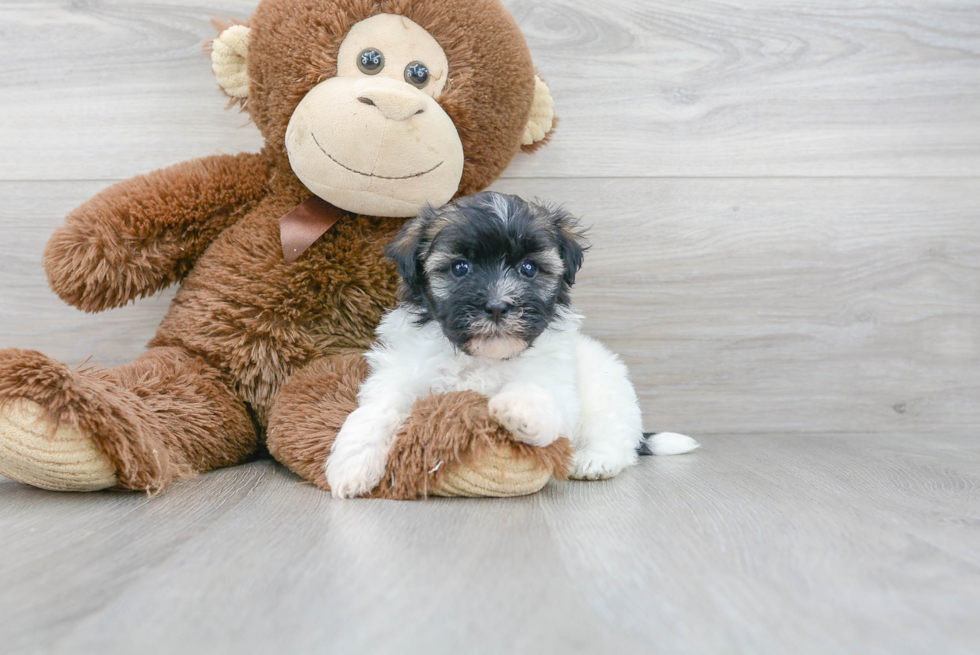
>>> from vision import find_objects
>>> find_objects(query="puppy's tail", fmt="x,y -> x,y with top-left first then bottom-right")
638,432 -> 700,456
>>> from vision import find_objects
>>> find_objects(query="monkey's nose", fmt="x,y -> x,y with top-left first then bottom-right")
485,301 -> 513,323
356,86 -> 427,121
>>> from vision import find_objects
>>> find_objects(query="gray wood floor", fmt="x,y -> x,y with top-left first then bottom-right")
1,1 -> 978,653
2,433 -> 978,655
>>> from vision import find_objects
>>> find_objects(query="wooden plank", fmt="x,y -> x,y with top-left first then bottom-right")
0,463 -> 276,652
1,1 -> 979,181
0,463 -> 640,655
1,432 -> 977,654
2,178 -> 977,436
506,0 -> 980,178
539,432 -> 980,655
0,0 -> 264,181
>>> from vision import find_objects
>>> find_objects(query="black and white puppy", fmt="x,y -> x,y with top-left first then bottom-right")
326,192 -> 697,498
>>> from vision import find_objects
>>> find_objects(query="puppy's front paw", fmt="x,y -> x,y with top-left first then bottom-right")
326,406 -> 403,499
489,385 -> 563,447
568,449 -> 629,481
326,444 -> 388,499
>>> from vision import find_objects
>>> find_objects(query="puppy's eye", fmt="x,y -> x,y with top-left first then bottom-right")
451,261 -> 470,278
405,61 -> 430,88
358,48 -> 385,75
518,261 -> 538,278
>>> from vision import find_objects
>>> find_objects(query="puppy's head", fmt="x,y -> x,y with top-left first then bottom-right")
386,192 -> 588,359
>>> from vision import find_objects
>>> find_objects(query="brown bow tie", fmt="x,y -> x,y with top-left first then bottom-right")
279,196 -> 347,264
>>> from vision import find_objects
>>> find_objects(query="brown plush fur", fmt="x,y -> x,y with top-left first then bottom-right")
45,153 -> 270,312
266,356 -> 571,499
377,392 -> 572,500
147,171 -> 403,428
0,348 -> 254,492
265,353 -> 368,489
1,0 -> 561,495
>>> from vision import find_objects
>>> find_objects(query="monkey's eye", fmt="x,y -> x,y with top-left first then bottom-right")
451,260 -> 470,278
518,261 -> 538,278
404,61 -> 430,88
357,48 -> 385,75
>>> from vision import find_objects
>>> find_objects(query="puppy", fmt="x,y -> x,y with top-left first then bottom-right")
326,192 -> 698,498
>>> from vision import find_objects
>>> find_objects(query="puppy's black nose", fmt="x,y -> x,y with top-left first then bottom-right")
485,301 -> 512,322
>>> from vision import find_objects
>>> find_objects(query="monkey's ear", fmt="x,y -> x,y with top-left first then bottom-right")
521,76 -> 556,153
551,208 -> 588,287
211,24 -> 251,99
385,207 -> 437,302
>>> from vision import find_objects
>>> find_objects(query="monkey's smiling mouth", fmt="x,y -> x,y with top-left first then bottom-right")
311,133 -> 443,180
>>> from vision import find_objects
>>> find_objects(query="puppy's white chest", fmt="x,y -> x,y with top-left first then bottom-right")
433,358 -> 515,397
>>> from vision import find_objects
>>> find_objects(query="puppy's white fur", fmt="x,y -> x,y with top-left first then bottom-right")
326,306 -> 696,498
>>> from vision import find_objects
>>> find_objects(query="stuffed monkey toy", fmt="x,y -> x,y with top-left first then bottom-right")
0,0 -> 569,499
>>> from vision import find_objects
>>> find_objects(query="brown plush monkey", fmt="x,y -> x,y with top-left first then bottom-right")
0,0 -> 570,499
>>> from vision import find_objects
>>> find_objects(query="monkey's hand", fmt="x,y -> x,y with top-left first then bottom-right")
44,153 -> 270,312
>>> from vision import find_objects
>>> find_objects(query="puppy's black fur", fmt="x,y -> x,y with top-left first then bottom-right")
386,192 -> 589,356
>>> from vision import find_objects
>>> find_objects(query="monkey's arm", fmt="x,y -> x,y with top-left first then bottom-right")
44,152 -> 270,313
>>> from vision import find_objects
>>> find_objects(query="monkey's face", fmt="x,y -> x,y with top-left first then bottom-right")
212,0 -> 557,219
284,15 -> 464,217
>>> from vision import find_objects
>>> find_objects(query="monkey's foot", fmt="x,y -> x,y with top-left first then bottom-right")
378,390 -> 573,500
0,398 -> 117,491
430,440 -> 562,497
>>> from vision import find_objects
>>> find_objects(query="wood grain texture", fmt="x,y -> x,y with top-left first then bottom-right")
1,432 -> 977,654
0,0 -> 265,180
505,0 -> 980,178
1,1 -> 979,179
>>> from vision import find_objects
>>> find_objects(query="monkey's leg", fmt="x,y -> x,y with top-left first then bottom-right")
266,354 -> 367,490
267,354 -> 571,499
0,347 -> 256,492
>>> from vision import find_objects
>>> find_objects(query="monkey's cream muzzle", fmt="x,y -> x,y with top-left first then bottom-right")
285,76 -> 464,217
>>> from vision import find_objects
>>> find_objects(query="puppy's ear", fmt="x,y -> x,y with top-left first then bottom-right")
386,205 -> 436,302
549,207 -> 589,286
